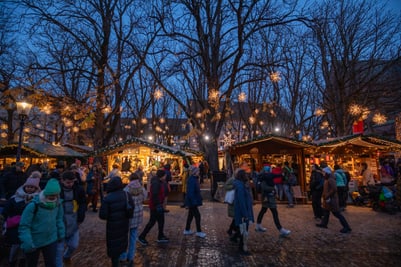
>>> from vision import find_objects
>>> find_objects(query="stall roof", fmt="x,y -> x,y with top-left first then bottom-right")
313,134 -> 401,153
93,137 -> 196,157
0,143 -> 85,158
229,134 -> 315,155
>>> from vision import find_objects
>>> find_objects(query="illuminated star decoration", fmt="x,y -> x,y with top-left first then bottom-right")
238,92 -> 247,102
222,133 -> 236,148
372,113 -> 387,125
270,71 -> 281,82
154,89 -> 163,100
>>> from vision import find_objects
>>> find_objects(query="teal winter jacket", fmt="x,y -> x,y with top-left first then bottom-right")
18,194 -> 65,252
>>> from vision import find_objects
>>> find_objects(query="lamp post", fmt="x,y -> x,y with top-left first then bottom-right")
16,101 -> 33,162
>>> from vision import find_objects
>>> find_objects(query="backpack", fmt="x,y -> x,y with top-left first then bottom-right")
284,166 -> 297,185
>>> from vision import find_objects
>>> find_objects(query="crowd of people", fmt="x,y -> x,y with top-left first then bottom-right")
1,157 -> 399,265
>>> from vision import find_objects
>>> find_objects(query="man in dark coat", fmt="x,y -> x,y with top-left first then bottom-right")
0,162 -> 28,200
99,176 -> 134,267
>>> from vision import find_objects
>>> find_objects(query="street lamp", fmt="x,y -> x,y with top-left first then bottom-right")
16,101 -> 33,162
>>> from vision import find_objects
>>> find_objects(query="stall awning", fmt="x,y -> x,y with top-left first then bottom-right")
93,137 -> 195,158
0,143 -> 85,158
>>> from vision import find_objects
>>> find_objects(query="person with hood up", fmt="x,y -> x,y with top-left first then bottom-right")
119,173 -> 147,267
316,166 -> 352,234
233,169 -> 254,256
18,178 -> 65,267
183,165 -> 206,238
2,177 -> 41,267
99,176 -> 134,267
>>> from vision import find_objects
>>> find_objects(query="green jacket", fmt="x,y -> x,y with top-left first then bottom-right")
18,194 -> 65,252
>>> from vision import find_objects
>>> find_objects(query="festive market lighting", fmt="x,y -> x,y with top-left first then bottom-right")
242,125 -> 246,129
159,118 -> 165,124
1,124 -> 7,130
52,129 -> 57,134
254,108 -> 259,114
314,108 -> 325,116
102,106 -> 112,114
372,113 -> 387,125
249,116 -> 256,124
73,126 -> 80,133
195,112 -> 202,118
270,71 -> 281,82
42,105 -> 52,115
1,132 -> 7,138
200,123 -> 205,129
154,89 -> 163,100
238,92 -> 247,102
274,127 -> 280,132
64,119 -> 73,127
141,118 -> 148,124
259,121 -> 264,126
208,89 -> 219,102
36,123 -> 41,128
124,125 -> 131,129
155,126 -> 162,132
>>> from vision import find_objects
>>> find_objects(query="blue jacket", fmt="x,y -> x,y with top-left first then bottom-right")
233,180 -> 254,226
184,175 -> 202,207
18,194 -> 65,252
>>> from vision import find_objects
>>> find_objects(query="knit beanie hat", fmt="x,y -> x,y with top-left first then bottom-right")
23,177 -> 40,190
43,178 -> 61,195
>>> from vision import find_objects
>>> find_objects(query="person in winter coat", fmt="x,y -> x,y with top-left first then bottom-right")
233,169 -> 254,256
119,173 -> 147,267
316,168 -> 352,233
86,163 -> 106,211
254,166 -> 291,236
334,164 -> 348,210
56,171 -> 87,266
224,175 -> 237,242
2,177 -> 41,267
0,161 -> 28,200
309,164 -> 324,220
137,170 -> 169,245
18,178 -> 65,267
180,163 -> 189,208
361,162 -> 375,186
99,176 -> 134,267
183,165 -> 206,238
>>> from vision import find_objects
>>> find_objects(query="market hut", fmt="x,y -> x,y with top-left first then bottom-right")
312,134 -> 401,187
93,137 -> 197,201
229,134 -> 315,191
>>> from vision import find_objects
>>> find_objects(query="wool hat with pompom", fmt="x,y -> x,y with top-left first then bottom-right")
23,177 -> 40,190
43,178 -> 61,195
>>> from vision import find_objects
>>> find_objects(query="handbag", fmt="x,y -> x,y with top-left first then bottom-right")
6,215 -> 21,229
125,192 -> 134,218
224,189 -> 235,204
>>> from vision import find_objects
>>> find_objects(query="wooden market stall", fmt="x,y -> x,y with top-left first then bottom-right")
312,134 -> 401,190
93,137 -> 198,201
229,135 -> 315,192
0,143 -> 86,171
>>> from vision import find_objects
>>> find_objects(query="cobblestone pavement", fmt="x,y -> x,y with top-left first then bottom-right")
62,199 -> 401,267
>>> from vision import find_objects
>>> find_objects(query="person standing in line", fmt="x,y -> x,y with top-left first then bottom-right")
137,170 -> 169,245
282,161 -> 294,207
233,169 -> 254,256
316,168 -> 352,233
180,162 -> 190,208
309,164 -> 324,220
254,165 -> 291,236
18,178 -> 65,267
99,176 -> 134,267
119,173 -> 147,267
183,165 -> 206,238
2,177 -> 41,267
86,162 -> 105,211
56,171 -> 87,266
334,164 -> 348,211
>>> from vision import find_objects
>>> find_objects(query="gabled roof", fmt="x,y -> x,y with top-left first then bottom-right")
93,137 -> 195,158
313,134 -> 401,153
229,134 -> 315,155
0,143 -> 85,158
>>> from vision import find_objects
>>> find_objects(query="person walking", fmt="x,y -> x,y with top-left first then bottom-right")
233,169 -> 254,255
316,168 -> 352,233
137,170 -> 169,245
282,161 -> 294,207
334,164 -> 348,211
18,178 -> 65,267
309,164 -> 324,220
56,171 -> 87,266
254,165 -> 291,236
119,173 -> 147,267
224,173 -> 237,242
180,162 -> 189,208
183,165 -> 206,238
2,177 -> 41,267
99,176 -> 134,267
0,162 -> 28,200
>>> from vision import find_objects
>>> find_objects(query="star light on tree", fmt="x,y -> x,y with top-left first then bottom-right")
372,113 -> 387,125
154,89 -> 163,100
238,92 -> 247,102
222,133 -> 236,148
270,71 -> 281,82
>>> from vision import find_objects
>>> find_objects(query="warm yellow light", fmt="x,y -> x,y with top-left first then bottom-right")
372,113 -> 387,125
238,92 -> 247,102
270,71 -> 281,82
154,89 -> 163,100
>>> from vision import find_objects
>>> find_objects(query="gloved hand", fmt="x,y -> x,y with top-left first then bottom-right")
156,205 -> 164,213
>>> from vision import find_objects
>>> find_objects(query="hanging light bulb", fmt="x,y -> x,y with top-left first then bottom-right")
154,89 -> 163,100
238,92 -> 247,102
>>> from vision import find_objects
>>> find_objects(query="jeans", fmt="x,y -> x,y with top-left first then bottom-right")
275,184 -> 284,200
256,207 -> 282,230
185,206 -> 202,232
311,190 -> 323,218
120,227 -> 138,261
139,209 -> 165,239
283,184 -> 293,205
25,241 -> 57,267
56,229 -> 79,267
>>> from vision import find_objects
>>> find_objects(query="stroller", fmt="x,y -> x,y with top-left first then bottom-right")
350,187 -> 370,206
367,184 -> 396,214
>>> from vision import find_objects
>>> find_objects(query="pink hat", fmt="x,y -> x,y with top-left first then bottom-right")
23,178 -> 40,190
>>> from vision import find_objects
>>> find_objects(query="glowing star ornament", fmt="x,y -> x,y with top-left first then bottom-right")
208,89 -> 220,102
270,71 -> 281,82
238,92 -> 247,102
154,89 -> 163,100
372,113 -> 387,125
